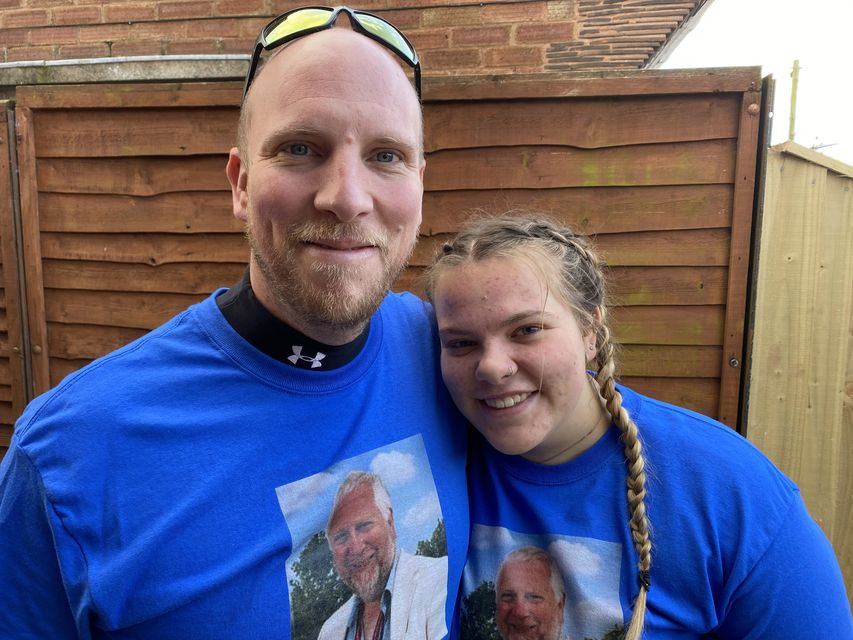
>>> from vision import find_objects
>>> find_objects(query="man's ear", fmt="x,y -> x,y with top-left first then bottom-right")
226,147 -> 249,223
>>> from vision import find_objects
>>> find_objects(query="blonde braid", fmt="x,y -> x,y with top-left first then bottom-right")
595,324 -> 651,639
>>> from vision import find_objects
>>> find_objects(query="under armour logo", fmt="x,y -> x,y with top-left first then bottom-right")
287,345 -> 326,369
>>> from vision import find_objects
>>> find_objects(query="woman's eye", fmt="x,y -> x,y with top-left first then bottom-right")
517,324 -> 542,337
443,339 -> 475,351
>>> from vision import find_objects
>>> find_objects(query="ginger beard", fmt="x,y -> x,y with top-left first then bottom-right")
246,215 -> 416,335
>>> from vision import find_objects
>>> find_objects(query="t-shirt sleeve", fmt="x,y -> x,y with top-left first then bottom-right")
716,493 -> 853,639
0,444 -> 82,638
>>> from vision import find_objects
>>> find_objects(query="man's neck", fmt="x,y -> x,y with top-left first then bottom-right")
250,267 -> 368,346
361,600 -> 383,639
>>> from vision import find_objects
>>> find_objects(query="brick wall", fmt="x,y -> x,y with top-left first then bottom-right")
0,0 -> 701,73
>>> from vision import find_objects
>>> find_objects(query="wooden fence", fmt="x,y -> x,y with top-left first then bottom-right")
0,67 -> 763,460
745,141 -> 853,602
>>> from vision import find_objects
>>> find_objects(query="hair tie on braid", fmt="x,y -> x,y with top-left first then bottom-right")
639,570 -> 651,591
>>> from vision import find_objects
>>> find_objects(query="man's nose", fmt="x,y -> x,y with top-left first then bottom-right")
314,153 -> 372,222
475,343 -> 515,385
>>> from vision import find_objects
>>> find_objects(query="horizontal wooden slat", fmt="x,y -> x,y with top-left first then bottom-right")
33,108 -> 239,158
608,266 -> 727,305
43,260 -> 246,294
47,323 -> 148,361
411,229 -> 730,268
39,233 -> 248,265
399,264 -> 727,307
610,305 -> 725,345
0,423 -> 12,448
15,82 -> 243,109
38,192 -> 240,233
424,68 -> 762,101
425,140 -> 736,190
37,156 -> 229,195
621,376 -> 720,419
422,184 -> 733,235
617,344 -> 722,378
425,94 -> 740,151
50,358 -> 90,389
45,289 -> 206,330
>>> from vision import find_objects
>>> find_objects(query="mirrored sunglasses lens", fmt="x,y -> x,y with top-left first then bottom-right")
264,8 -> 332,43
355,14 -> 415,62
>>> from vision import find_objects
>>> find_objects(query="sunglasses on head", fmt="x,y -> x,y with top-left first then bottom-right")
242,5 -> 421,101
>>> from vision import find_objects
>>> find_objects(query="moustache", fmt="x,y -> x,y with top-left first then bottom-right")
290,221 -> 389,253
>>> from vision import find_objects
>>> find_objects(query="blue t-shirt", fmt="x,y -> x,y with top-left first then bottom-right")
461,385 -> 851,639
0,292 -> 469,639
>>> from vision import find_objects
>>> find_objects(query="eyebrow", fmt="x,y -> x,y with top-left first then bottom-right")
438,309 -> 555,337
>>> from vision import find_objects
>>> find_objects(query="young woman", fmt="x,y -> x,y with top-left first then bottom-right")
427,215 -> 851,639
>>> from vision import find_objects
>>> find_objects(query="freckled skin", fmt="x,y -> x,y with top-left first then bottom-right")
433,256 -> 609,465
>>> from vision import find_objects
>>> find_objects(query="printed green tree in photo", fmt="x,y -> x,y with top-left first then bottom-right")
460,581 -> 500,640
289,531 -> 350,640
416,519 -> 447,558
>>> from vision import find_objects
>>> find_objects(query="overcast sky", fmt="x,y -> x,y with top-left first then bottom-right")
658,0 -> 852,166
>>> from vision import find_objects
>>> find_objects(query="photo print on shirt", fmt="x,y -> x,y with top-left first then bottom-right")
462,525 -> 624,640
275,435 -> 448,640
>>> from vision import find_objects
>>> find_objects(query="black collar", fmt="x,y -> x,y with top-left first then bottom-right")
216,270 -> 369,370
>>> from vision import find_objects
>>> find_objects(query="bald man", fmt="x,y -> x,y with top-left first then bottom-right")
0,8 -> 468,638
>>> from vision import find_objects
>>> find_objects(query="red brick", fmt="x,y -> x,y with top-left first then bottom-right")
110,40 -> 164,56
28,25 -> 78,46
409,28 -> 449,52
484,45 -> 543,67
0,28 -> 28,47
516,21 -> 574,44
484,2 -> 546,23
422,6 -> 486,28
167,39 -> 222,54
77,23 -> 131,42
214,0 -> 266,16
58,42 -> 111,59
191,17 -> 243,38
5,45 -> 56,61
241,16 -> 269,38
379,8 -> 421,30
2,9 -> 50,29
451,25 -> 509,47
26,0 -> 68,7
421,47 -> 481,72
219,36 -> 253,54
129,21 -> 187,40
52,5 -> 102,26
159,1 -> 214,20
103,4 -> 157,24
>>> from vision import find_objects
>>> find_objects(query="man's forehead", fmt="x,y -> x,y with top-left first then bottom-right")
249,27 -> 414,102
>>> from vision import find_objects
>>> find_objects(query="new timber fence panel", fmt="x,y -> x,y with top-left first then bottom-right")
9,68 -> 761,436
745,142 -> 853,603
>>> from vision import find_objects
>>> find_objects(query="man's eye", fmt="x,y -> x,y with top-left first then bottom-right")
287,143 -> 310,156
375,151 -> 399,163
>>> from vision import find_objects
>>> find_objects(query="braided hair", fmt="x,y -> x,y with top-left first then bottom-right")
426,213 -> 651,638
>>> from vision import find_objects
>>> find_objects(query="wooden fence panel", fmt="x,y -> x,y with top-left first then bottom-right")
8,68 -> 761,438
0,101 -> 27,456
745,143 -> 853,602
